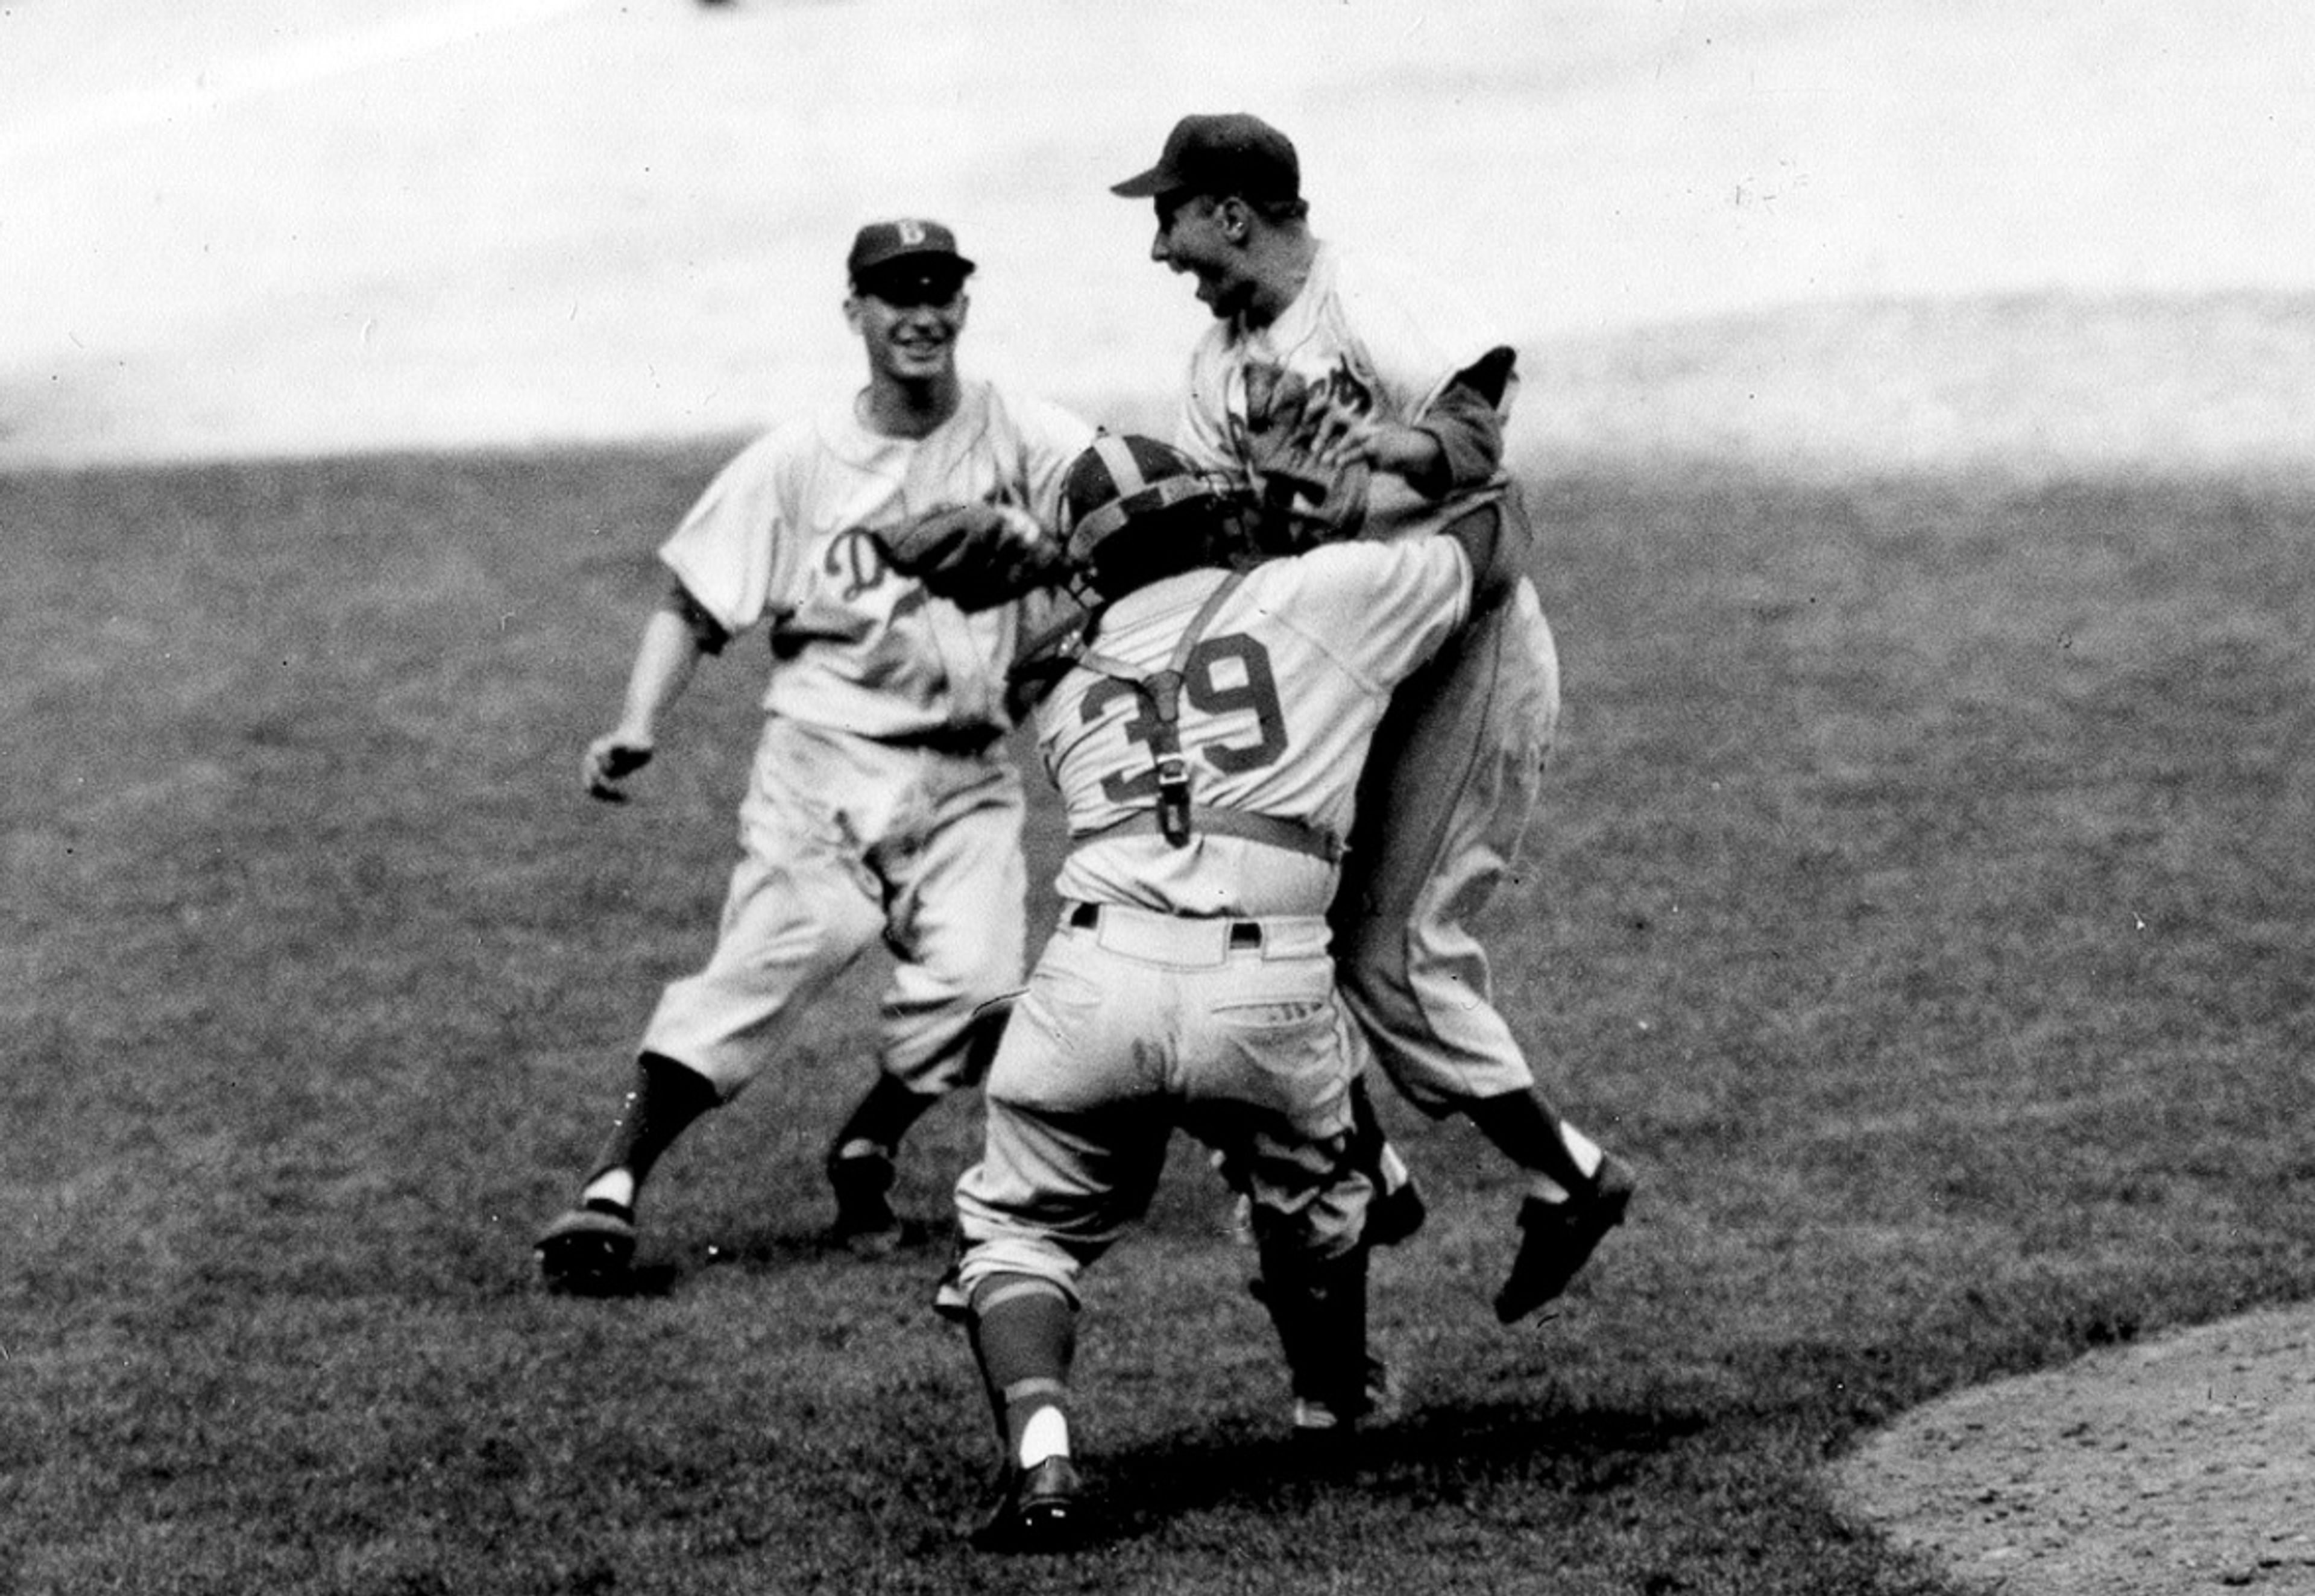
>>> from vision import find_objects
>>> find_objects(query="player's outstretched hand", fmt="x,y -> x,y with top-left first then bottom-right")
584,734 -> 654,802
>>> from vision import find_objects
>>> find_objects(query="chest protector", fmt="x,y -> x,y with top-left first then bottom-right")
1067,570 -> 1344,865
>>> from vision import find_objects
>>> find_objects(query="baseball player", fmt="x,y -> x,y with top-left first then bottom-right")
933,433 -> 1532,1550
1110,114 -> 1637,1324
534,219 -> 1095,1291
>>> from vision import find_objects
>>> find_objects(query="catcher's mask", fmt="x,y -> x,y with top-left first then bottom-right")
1061,433 -> 1229,598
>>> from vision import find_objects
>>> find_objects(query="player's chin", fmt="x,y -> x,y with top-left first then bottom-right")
1195,277 -> 1249,320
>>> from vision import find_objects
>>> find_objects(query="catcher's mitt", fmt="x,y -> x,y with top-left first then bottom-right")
874,502 -> 1068,612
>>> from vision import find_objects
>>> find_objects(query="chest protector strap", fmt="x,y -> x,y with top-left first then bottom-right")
1069,804 -> 1345,863
1069,569 -> 1341,864
1074,570 -> 1244,846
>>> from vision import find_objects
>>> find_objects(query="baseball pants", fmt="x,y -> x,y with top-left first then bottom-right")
1329,573 -> 1561,1113
953,902 -> 1372,1301
641,715 -> 1028,1101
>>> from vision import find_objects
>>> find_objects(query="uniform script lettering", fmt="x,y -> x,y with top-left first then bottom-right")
824,485 -> 1032,606
822,527 -> 931,623
1082,632 -> 1289,803
1239,356 -> 1375,436
824,526 -> 895,601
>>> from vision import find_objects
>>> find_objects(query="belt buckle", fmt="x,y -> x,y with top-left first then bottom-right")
1227,921 -> 1262,950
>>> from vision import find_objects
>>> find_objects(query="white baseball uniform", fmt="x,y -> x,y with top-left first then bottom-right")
953,533 -> 1474,1301
640,379 -> 1094,1099
1172,241 -> 1560,1113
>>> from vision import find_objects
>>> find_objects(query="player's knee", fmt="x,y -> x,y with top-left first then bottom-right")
955,1237 -> 1084,1306
968,1271 -> 1076,1320
1238,1145 -> 1368,1263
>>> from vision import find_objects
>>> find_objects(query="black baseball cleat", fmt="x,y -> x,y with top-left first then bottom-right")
535,1198 -> 638,1293
827,1145 -> 903,1258
1494,1153 -> 1638,1324
970,1455 -> 1087,1552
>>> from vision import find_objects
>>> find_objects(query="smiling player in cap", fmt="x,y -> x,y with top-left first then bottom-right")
533,218 -> 1094,1292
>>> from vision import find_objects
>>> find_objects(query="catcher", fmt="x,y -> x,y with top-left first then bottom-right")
890,433 -> 1537,1550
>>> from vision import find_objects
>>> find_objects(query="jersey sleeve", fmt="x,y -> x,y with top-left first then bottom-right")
1331,253 -> 1509,426
655,430 -> 806,638
1291,535 -> 1473,691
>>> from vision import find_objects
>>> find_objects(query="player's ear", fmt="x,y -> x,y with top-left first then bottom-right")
842,292 -> 865,335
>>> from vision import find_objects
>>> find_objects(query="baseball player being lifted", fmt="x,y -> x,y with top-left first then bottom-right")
1111,114 -> 1637,1324
918,433 -> 1531,1550
534,220 -> 1094,1290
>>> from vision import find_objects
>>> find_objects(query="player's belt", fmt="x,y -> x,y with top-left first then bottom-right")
1060,900 -> 1330,965
881,723 -> 1004,758
1066,899 -> 1262,948
1067,806 -> 1345,864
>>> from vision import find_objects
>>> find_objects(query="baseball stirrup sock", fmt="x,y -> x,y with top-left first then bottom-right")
578,1168 -> 637,1211
1006,1381 -> 1072,1467
969,1276 -> 1078,1459
1467,1089 -> 1595,1204
1561,1123 -> 1605,1180
1524,1123 -> 1606,1205
591,1052 -> 720,1189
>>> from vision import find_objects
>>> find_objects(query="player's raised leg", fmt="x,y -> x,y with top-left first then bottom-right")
1333,582 -> 1636,1321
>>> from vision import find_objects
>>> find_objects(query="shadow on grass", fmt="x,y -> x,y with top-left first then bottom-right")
709,1213 -> 956,1273
544,1214 -> 957,1299
1089,1392 -> 1713,1544
541,1261 -> 685,1300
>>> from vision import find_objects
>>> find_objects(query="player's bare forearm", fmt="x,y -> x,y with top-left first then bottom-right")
1307,409 -> 1447,494
584,605 -> 706,800
1367,422 -> 1447,486
621,603 -> 710,734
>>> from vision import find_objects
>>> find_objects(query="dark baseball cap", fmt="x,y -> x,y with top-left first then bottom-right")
1110,113 -> 1300,203
846,218 -> 975,283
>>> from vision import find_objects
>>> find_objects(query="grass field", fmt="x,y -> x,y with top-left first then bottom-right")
4,446 -> 2311,1594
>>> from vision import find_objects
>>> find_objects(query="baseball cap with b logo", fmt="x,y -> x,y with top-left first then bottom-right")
846,218 -> 975,286
1110,113 -> 1300,203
